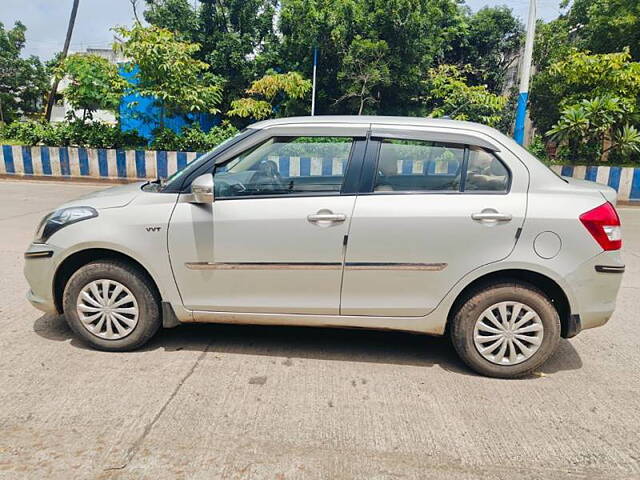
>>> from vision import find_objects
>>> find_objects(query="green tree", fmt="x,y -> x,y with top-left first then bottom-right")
566,0 -> 640,60
548,96 -> 640,161
530,0 -> 640,146
336,36 -> 391,114
143,0 -> 278,111
421,65 -> 509,127
278,0 -> 465,115
549,49 -> 640,105
0,21 -> 49,123
143,0 -> 198,38
56,54 -> 127,122
228,71 -> 311,120
532,17 -> 573,71
114,24 -> 223,127
445,6 -> 524,92
531,48 -> 640,137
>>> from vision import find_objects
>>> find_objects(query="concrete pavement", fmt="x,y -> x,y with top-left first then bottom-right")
1,179 -> 639,479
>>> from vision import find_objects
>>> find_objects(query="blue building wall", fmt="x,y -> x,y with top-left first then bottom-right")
118,66 -> 218,142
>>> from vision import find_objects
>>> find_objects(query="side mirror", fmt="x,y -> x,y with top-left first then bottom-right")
190,174 -> 214,203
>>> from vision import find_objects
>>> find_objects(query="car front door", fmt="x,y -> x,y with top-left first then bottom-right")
340,125 -> 528,317
168,124 -> 368,314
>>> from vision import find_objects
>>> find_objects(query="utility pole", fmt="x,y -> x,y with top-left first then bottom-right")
44,0 -> 80,122
514,0 -> 536,145
311,47 -> 317,116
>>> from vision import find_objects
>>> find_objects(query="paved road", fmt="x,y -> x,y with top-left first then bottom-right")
1,179 -> 639,480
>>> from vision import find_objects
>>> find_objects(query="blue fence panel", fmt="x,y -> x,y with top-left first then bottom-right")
59,147 -> 70,176
177,152 -> 188,170
116,150 -> 127,178
135,150 -> 146,178
300,157 -> 311,176
40,147 -> 51,175
561,165 -> 574,177
78,148 -> 90,176
630,169 -> 640,200
608,167 -> 621,191
21,146 -> 33,175
2,145 -> 14,173
156,150 -> 168,178
278,157 -> 290,177
585,166 -> 598,182
97,149 -> 109,177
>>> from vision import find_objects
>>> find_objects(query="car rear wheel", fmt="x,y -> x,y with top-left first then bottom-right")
450,281 -> 561,378
62,260 -> 161,351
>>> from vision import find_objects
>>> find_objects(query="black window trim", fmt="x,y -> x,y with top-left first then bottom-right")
357,136 -> 512,196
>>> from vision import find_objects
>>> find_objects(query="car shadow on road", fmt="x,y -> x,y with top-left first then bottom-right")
33,313 -> 582,378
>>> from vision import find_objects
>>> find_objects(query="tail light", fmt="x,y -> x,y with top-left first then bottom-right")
579,202 -> 622,251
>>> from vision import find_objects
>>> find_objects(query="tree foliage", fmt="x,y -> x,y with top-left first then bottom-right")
151,121 -> 239,151
548,96 -> 640,160
278,0 -> 466,116
445,6 -> 523,92
336,36 -> 391,114
536,50 -> 640,162
422,65 -> 508,127
56,54 -> 127,121
0,22 -> 49,123
531,48 -> 640,131
143,0 -> 278,110
565,0 -> 640,61
114,24 -> 223,123
0,119 -> 145,148
228,71 -> 311,120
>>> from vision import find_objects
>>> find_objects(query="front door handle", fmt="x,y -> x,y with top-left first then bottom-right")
471,209 -> 512,223
307,209 -> 346,226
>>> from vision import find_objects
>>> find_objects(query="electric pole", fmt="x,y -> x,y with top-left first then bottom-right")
311,47 -> 317,116
514,0 -> 536,145
44,0 -> 80,122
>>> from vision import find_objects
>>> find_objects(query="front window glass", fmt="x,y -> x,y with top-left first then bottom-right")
374,139 -> 464,192
213,136 -> 353,198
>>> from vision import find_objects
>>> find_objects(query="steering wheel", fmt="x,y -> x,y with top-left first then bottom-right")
252,160 -> 285,192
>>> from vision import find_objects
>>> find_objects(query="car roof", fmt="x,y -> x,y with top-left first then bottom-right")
249,115 -> 496,134
249,115 -> 511,153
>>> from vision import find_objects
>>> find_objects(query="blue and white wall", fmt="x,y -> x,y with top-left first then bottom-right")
0,145 -> 202,180
2,145 -> 640,202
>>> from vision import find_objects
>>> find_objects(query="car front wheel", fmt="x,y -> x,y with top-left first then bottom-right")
62,260 -> 161,351
450,281 -> 561,378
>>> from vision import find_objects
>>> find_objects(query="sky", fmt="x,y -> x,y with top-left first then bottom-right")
1,0 -> 565,61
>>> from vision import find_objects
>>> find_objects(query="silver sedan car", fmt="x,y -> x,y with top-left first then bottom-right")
24,116 -> 624,378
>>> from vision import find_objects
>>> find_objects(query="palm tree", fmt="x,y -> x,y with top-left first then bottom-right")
44,0 -> 80,122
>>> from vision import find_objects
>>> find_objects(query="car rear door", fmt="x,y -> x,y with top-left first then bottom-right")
340,124 -> 529,316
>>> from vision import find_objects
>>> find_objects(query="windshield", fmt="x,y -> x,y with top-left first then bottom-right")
160,128 -> 255,192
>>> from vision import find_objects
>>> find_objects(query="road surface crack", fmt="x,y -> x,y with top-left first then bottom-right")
103,341 -> 212,472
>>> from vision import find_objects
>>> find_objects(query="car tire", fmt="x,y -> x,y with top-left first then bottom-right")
62,260 -> 161,351
450,281 -> 561,378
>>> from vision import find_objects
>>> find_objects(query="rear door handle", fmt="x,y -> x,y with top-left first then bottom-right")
307,209 -> 346,226
307,214 -> 346,222
471,209 -> 512,222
